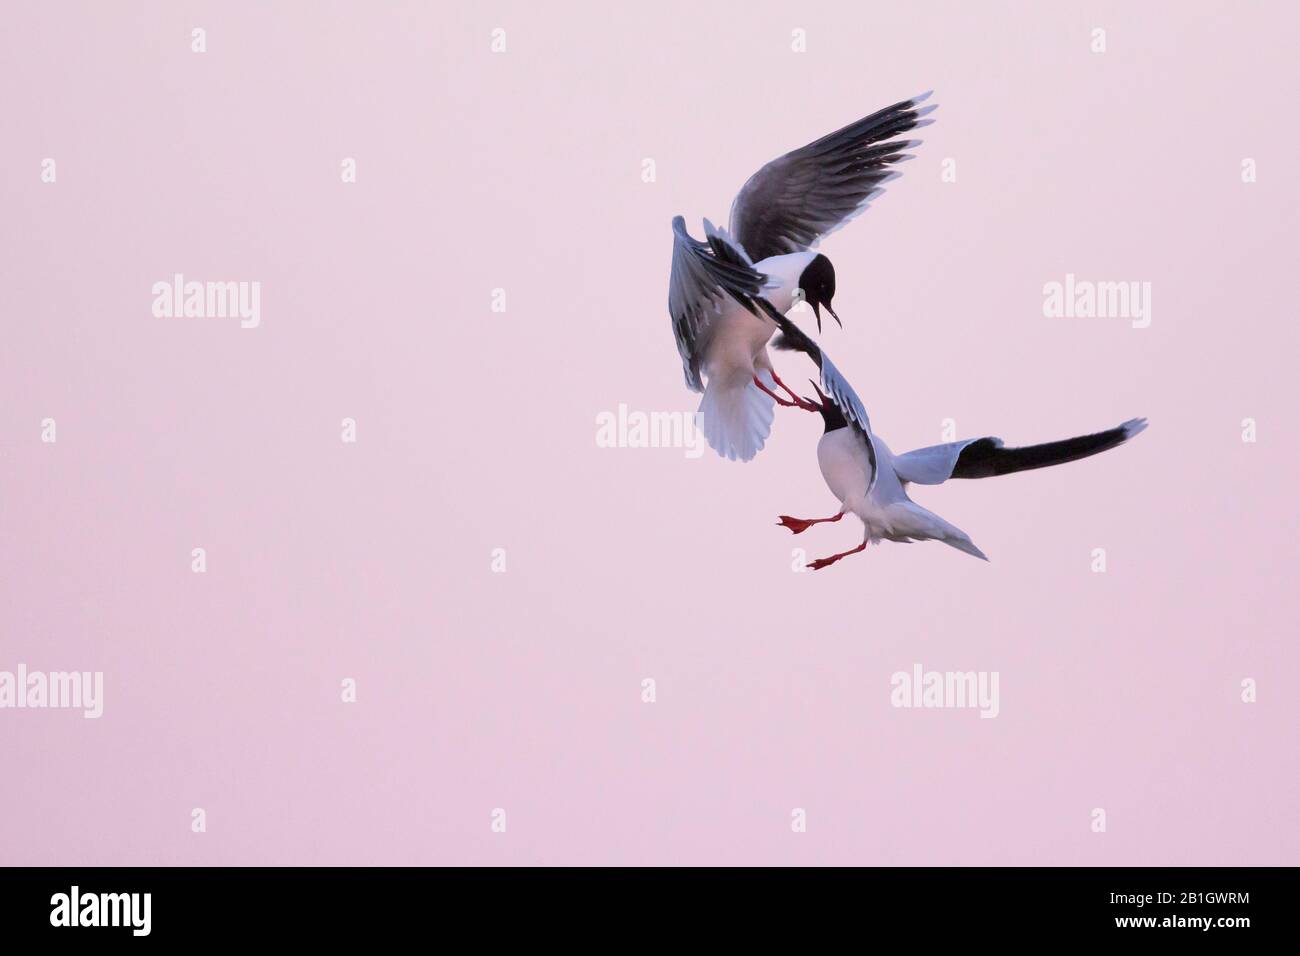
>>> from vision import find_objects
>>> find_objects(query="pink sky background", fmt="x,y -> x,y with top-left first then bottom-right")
1,1 -> 1296,865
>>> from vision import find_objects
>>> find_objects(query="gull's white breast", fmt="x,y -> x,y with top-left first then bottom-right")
701,249 -> 817,383
817,428 -> 872,507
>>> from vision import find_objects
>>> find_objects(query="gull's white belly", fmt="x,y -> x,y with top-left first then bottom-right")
701,251 -> 817,384
817,428 -> 872,506
703,304 -> 775,382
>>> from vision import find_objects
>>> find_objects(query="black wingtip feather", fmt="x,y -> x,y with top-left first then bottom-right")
951,423 -> 1140,479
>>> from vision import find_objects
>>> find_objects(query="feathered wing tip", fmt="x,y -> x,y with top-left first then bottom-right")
947,416 -> 1150,480
1121,417 -> 1149,439
769,331 -> 800,354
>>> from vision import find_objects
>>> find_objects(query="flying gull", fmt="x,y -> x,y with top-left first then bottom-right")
762,308 -> 1148,568
667,93 -> 935,462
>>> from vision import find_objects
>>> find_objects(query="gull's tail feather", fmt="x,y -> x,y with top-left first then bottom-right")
939,531 -> 989,561
699,374 -> 775,462
885,501 -> 989,561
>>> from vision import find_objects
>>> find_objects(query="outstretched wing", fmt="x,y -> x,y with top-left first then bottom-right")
668,216 -> 773,392
764,302 -> 878,488
893,419 -> 1149,484
728,92 -> 935,263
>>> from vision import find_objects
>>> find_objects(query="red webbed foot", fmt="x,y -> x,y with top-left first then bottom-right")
806,541 -> 868,571
777,513 -> 844,534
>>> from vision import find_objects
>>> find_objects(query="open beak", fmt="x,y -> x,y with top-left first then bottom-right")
810,301 -> 841,333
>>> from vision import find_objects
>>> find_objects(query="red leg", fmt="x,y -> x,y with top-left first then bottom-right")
753,375 -> 819,412
768,369 -> 802,403
807,540 -> 868,571
771,369 -> 824,412
777,512 -> 844,534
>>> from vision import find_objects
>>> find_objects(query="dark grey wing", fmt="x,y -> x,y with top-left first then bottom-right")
764,302 -> 878,488
893,419 -> 1149,484
668,216 -> 773,392
729,92 -> 935,263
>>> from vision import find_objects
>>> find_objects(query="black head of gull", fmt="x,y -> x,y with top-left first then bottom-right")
798,254 -> 839,332
804,379 -> 847,434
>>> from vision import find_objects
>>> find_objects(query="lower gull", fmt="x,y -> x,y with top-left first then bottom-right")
760,304 -> 1148,569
